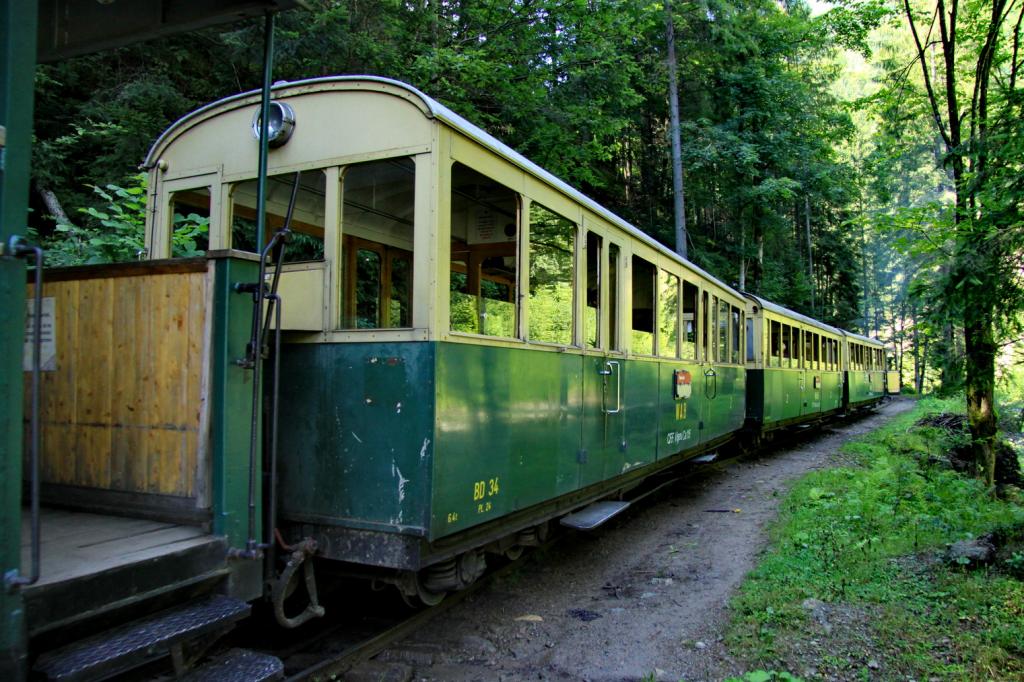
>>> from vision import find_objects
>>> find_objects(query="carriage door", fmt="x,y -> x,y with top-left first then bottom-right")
580,235 -> 624,487
699,292 -> 726,443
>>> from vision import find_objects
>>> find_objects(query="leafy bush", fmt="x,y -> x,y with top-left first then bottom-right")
727,397 -> 1024,679
35,173 -> 208,266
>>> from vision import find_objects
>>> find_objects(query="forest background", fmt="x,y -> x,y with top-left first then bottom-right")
26,0 -> 1024,422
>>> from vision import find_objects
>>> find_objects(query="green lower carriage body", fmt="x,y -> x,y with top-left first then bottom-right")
277,342 -> 745,570
847,369 -> 887,406
746,369 -> 844,430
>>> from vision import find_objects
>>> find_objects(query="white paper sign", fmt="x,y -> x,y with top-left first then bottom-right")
24,297 -> 56,372
467,204 -> 516,245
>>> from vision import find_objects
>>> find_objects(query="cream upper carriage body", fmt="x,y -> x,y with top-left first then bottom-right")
141,75 -> 744,345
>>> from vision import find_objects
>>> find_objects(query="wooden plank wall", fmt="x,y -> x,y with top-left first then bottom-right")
25,264 -> 210,499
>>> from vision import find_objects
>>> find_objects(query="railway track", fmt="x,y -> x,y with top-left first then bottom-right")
281,556 -> 528,681
223,407 -> 884,682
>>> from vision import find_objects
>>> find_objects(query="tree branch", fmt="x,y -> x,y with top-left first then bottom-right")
903,0 -> 953,149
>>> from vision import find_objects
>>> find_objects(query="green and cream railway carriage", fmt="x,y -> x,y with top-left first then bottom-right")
11,76 -> 894,675
743,295 -> 846,430
143,76 -> 751,598
743,295 -> 889,432
843,331 -> 888,407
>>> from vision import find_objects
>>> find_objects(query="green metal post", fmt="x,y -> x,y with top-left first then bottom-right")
0,1 -> 37,678
209,256 -> 262,551
255,12 -> 275,248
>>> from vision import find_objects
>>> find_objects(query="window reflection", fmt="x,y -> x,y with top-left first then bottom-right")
528,203 -> 575,345
449,163 -> 519,338
659,270 -> 679,358
341,158 -> 415,330
631,256 -> 655,355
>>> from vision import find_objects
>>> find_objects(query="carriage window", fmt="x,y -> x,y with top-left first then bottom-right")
781,324 -> 792,367
804,332 -> 814,370
702,292 -> 710,362
710,296 -> 719,362
609,244 -> 620,351
717,300 -> 729,363
659,270 -> 680,358
339,159 -> 414,329
631,256 -> 656,355
770,320 -> 781,367
813,333 -> 820,370
586,232 -> 602,348
352,248 -> 381,326
731,306 -> 741,364
682,281 -> 697,359
230,170 -> 326,262
449,163 -> 519,337
529,203 -> 575,344
169,188 -> 210,257
746,317 -> 755,362
792,327 -> 802,368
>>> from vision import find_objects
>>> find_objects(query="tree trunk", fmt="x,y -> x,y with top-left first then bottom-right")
964,299 -> 997,487
36,182 -> 70,225
805,196 -> 814,315
738,225 -> 746,290
861,218 -> 870,335
665,1 -> 687,259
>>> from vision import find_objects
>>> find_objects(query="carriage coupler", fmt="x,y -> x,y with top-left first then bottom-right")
270,537 -> 325,629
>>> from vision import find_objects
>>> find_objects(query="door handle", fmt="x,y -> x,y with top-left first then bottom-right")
601,360 -> 622,414
704,367 -> 718,399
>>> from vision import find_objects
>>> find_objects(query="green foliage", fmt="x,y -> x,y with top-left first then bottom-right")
727,399 -> 1024,679
36,173 -> 208,266
37,176 -> 147,266
30,0 -> 881,325
724,671 -> 802,682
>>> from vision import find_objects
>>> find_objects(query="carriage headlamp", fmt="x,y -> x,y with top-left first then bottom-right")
252,101 -> 296,148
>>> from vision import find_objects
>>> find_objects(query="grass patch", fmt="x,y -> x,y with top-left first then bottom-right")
726,397 -> 1024,680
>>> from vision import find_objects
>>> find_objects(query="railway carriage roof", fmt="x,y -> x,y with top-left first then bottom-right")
841,329 -> 886,348
743,293 -> 842,336
144,75 -> 743,301
743,293 -> 884,348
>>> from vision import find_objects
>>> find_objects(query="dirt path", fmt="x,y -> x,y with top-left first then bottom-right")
347,400 -> 915,682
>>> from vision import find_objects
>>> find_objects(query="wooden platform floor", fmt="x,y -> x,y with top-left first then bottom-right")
21,508 -> 213,591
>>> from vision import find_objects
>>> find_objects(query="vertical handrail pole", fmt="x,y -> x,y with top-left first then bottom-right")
240,10 -> 277,558
265,293 -> 283,579
25,245 -> 41,585
5,237 -> 42,590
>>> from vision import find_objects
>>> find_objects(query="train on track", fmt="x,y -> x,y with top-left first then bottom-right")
9,77 -> 898,680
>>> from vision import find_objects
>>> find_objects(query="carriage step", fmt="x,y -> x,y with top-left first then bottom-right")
34,594 -> 250,681
691,452 -> 718,463
560,500 -> 630,530
180,648 -> 283,682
